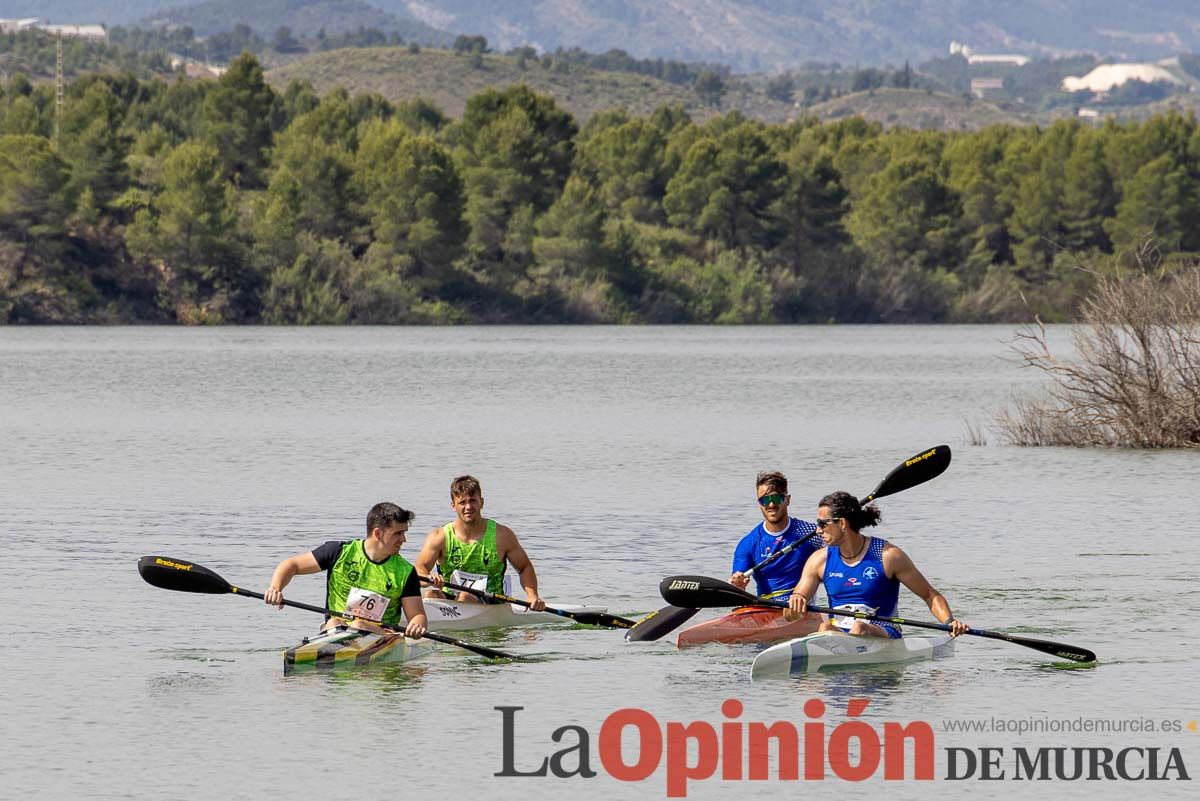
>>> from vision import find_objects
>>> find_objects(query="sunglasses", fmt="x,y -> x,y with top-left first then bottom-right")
757,493 -> 787,507
815,517 -> 841,529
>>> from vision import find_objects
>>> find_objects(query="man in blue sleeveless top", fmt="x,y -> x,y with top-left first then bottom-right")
783,491 -> 969,638
729,471 -> 821,600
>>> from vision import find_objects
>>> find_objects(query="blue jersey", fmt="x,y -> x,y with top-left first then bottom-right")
823,536 -> 902,638
732,517 -> 819,598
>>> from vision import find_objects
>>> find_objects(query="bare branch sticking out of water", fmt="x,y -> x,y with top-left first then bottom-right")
998,265 -> 1200,448
962,418 -> 989,446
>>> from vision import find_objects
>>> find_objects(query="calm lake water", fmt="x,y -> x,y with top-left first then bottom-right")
1,326 -> 1196,800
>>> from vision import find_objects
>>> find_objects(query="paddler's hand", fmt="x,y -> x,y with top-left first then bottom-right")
729,572 -> 750,589
527,592 -> 546,612
946,617 -> 970,638
265,587 -> 285,608
783,595 -> 808,622
424,573 -> 444,589
405,617 -> 427,638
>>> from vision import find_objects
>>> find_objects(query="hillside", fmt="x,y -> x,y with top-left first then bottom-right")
266,46 -> 1200,128
266,46 -> 795,122
806,88 -> 1033,130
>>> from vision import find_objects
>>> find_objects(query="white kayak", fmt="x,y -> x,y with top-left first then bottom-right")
751,631 -> 954,679
418,598 -> 610,631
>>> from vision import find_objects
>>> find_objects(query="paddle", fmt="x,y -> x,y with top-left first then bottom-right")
624,444 -> 953,642
426,576 -> 636,629
137,555 -> 518,661
660,575 -> 1097,664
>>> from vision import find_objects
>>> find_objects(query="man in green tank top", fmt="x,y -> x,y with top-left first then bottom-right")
414,475 -> 545,611
264,502 -> 429,637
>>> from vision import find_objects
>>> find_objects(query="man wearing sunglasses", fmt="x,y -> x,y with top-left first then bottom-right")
729,471 -> 820,600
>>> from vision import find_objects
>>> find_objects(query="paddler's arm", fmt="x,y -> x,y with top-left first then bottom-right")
497,525 -> 544,611
265,551 -> 322,608
884,545 -> 969,637
783,550 -> 827,621
729,531 -> 756,589
399,569 -> 428,638
414,527 -> 446,595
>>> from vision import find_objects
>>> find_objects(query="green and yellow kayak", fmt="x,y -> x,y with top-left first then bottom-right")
283,626 -> 435,674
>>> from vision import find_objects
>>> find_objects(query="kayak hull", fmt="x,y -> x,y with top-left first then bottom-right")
419,598 -> 608,631
676,606 -> 821,648
751,631 -> 954,678
283,627 -> 434,674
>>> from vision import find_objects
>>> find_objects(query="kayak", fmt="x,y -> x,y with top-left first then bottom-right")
750,631 -> 954,678
676,606 -> 821,647
283,626 -> 435,674
420,597 -> 610,631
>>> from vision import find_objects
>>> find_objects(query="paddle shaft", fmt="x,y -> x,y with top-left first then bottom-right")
745,530 -> 818,577
426,577 -> 635,628
660,576 -> 1097,664
773,598 -> 1094,663
233,585 -> 517,659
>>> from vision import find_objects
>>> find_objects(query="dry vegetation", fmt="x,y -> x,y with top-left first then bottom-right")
266,47 -> 789,122
806,87 -> 1032,130
999,263 -> 1200,448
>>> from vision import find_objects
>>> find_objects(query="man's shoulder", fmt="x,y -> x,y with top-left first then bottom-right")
493,520 -> 518,542
312,540 -> 352,569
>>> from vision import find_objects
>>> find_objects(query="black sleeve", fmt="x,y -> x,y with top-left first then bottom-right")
311,541 -> 348,571
400,568 -> 421,599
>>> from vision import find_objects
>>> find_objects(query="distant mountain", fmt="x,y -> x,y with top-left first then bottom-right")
0,1 -> 451,44
142,0 -> 452,42
0,1 -> 162,23
7,1 -> 1200,69
378,0 -> 1200,69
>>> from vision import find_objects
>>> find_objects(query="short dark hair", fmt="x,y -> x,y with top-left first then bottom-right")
366,502 -> 414,534
450,474 -> 482,500
818,491 -> 881,530
756,471 -> 788,495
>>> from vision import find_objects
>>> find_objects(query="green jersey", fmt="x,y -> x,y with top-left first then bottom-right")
439,518 -> 506,593
315,539 -> 418,627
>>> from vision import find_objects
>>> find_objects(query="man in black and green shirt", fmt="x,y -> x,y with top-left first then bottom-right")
264,502 -> 428,637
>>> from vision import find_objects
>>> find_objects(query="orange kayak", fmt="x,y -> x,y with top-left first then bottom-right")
676,606 -> 821,647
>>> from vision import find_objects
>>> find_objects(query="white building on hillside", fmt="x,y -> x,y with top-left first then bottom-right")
0,19 -> 107,40
0,18 -> 41,32
950,42 -> 1030,67
36,24 -> 107,41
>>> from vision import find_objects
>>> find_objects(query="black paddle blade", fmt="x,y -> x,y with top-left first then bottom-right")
863,444 -> 951,504
138,556 -> 232,594
659,575 -> 761,608
996,632 -> 1097,664
625,605 -> 702,642
570,611 -> 636,629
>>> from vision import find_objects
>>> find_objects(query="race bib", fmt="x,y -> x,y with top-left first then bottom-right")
345,587 -> 390,622
830,603 -> 876,631
449,570 -> 489,593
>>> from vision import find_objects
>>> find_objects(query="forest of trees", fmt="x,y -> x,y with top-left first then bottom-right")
2,53 -> 1199,325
